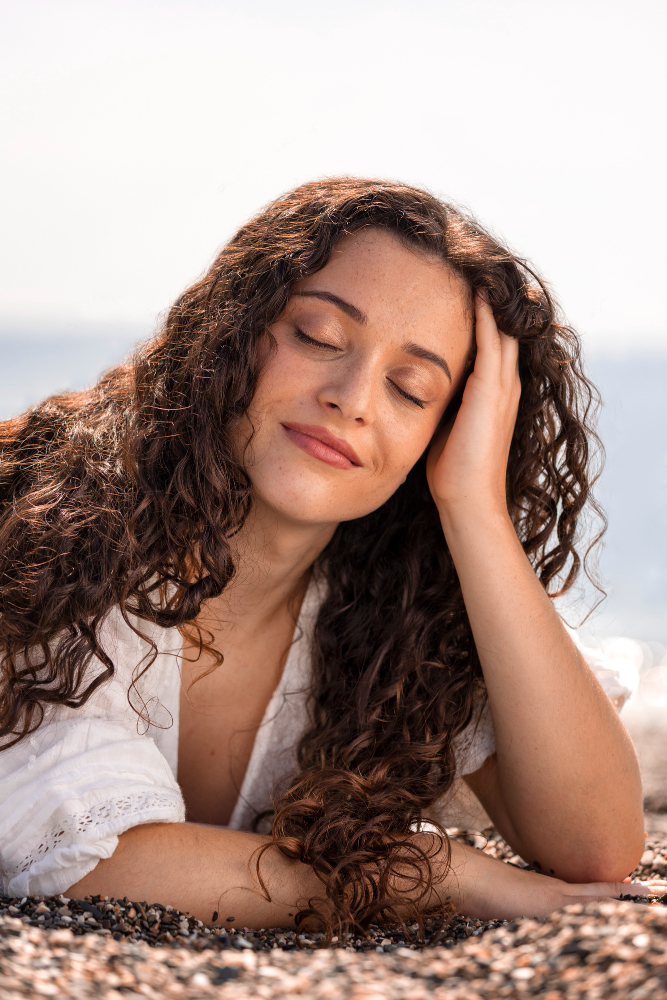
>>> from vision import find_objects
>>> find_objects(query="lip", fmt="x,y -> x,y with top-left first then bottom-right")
281,422 -> 363,469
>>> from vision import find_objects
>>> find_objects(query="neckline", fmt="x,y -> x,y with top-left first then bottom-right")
176,572 -> 323,828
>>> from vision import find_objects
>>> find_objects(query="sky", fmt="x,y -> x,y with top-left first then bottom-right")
1,0 -> 666,354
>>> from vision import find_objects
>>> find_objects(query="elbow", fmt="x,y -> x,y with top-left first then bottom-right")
569,859 -> 638,885
558,834 -> 646,885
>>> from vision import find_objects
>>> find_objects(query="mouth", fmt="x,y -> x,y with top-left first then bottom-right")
281,422 -> 362,470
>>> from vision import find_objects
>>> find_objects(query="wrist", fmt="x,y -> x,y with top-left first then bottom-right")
436,496 -> 513,536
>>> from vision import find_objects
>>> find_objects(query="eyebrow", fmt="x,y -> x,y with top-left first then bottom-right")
295,290 -> 367,325
401,341 -> 452,381
295,289 -> 452,381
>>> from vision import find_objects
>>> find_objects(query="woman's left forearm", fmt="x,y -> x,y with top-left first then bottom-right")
440,500 -> 644,881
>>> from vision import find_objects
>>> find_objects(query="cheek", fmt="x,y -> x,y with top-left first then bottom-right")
237,351 -> 318,471
251,344 -> 314,412
378,416 -> 441,478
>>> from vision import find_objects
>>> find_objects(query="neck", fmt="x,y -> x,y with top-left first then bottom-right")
217,499 -> 337,627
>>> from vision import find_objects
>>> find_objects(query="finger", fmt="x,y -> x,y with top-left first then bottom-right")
569,881 -> 649,899
623,880 -> 667,895
473,293 -> 503,378
425,414 -> 455,476
563,878 -> 667,909
592,880 -> 667,897
474,293 -> 518,386
500,327 -> 520,387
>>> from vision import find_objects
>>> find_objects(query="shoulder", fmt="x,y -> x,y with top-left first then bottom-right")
0,603 -> 185,898
18,602 -> 183,732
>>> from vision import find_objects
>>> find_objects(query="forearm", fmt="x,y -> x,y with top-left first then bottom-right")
440,503 -> 644,878
65,823 -> 472,926
66,822 -> 323,928
63,822 -> 499,924
65,820 -> 658,926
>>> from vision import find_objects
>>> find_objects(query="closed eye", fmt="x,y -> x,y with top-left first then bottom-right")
294,328 -> 425,407
294,328 -> 340,351
388,380 -> 426,408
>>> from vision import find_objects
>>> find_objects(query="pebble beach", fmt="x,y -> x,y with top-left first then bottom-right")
2,727 -> 667,998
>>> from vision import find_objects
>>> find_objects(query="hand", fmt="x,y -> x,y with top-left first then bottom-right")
444,840 -> 667,921
426,293 -> 521,518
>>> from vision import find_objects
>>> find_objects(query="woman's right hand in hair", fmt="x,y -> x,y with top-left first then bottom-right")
442,839 -> 666,922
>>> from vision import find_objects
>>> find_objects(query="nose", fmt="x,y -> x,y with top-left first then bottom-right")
317,360 -> 376,425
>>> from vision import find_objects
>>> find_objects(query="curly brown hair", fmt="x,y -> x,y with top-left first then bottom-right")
0,177 -> 603,935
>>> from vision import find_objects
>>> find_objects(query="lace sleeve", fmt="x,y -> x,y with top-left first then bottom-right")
0,719 -> 185,897
0,607 -> 185,898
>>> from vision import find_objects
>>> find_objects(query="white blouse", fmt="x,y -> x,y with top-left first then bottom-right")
0,576 -> 633,898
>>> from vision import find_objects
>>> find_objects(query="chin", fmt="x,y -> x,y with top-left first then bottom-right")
251,469 -> 389,527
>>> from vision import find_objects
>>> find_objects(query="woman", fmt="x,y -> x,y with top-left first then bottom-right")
0,178 -> 656,935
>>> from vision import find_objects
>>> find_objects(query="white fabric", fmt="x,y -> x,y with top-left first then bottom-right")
0,609 -> 185,897
0,579 -> 633,897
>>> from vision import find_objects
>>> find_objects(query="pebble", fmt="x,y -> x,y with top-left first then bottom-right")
2,828 -> 667,997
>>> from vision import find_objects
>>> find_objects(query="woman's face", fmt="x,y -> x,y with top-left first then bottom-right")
239,228 -> 473,526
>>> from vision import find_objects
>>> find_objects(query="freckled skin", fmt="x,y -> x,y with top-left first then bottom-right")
234,229 -> 473,528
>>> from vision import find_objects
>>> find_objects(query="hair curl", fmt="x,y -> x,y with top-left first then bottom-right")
0,177 -> 603,936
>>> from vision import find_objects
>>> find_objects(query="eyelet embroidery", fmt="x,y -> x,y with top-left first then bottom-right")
3,789 -> 182,883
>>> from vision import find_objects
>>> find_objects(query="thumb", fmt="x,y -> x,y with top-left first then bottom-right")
426,414 -> 455,477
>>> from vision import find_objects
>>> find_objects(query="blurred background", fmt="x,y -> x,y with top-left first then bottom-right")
1,0 -> 665,729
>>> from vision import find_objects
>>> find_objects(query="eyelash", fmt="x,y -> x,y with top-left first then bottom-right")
293,328 -> 426,409
388,382 -> 425,408
294,328 -> 337,351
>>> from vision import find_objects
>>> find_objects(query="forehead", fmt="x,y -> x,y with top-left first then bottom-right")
295,228 -> 473,335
